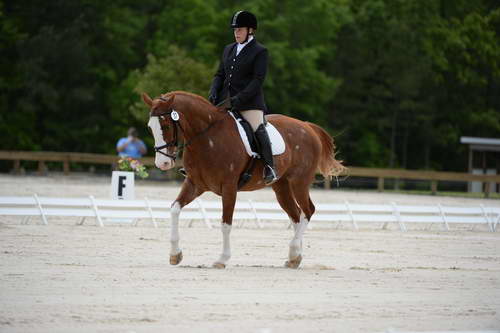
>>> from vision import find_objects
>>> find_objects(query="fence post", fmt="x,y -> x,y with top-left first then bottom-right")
431,181 -> 438,195
33,194 -> 48,225
194,198 -> 212,229
390,202 -> 407,232
324,177 -> 331,190
484,182 -> 490,198
13,160 -> 21,174
63,160 -> 70,175
89,195 -> 103,227
437,203 -> 450,231
38,161 -> 46,175
344,200 -> 359,230
377,177 -> 384,192
247,199 -> 262,229
479,204 -> 494,232
144,197 -> 158,228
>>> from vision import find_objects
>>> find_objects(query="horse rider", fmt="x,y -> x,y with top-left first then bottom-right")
208,10 -> 278,185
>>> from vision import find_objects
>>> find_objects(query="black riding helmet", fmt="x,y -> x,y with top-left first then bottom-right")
230,11 -> 257,29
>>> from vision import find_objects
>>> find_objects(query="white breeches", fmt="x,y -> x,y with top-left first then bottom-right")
240,110 -> 264,132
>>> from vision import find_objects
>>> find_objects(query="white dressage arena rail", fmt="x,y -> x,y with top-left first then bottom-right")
0,195 -> 499,232
381,330 -> 500,333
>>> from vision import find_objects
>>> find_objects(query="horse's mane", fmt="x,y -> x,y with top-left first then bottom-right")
162,91 -> 213,107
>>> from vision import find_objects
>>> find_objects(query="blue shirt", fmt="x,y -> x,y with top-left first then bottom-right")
116,137 -> 147,158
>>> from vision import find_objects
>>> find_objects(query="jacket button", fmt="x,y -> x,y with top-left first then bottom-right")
231,66 -> 234,69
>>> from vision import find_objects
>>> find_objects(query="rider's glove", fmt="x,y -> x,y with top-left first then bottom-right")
208,94 -> 217,105
230,95 -> 241,108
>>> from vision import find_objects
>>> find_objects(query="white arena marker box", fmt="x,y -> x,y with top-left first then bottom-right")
110,171 -> 135,200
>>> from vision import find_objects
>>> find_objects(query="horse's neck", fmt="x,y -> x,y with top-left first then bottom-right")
181,105 -> 222,139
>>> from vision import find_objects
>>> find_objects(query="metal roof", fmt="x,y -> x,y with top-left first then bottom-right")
460,136 -> 500,152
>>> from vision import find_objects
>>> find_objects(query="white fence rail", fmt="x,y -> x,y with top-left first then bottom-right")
0,195 -> 499,232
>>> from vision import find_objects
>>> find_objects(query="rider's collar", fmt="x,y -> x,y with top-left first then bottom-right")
237,35 -> 254,46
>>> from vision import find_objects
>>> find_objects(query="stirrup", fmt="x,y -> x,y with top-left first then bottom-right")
263,165 -> 278,185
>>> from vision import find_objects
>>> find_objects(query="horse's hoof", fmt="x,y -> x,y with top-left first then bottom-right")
212,262 -> 226,269
170,251 -> 183,265
285,255 -> 302,269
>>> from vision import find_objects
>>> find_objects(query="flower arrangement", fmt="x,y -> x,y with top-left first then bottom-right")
117,157 -> 149,179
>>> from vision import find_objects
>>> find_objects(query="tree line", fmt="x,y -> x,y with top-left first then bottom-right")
1,0 -> 499,171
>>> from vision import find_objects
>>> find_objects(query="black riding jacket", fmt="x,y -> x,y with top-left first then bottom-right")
209,38 -> 268,113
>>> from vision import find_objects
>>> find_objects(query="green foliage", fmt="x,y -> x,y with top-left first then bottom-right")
331,0 -> 500,170
1,0 -> 499,172
147,0 -> 220,63
0,0 -> 31,149
129,45 -> 213,122
350,131 -> 391,167
257,0 -> 348,123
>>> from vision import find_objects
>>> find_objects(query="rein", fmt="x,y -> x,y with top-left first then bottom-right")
152,105 -> 229,161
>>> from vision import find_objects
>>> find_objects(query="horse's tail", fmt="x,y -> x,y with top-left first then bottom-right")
306,122 -> 346,178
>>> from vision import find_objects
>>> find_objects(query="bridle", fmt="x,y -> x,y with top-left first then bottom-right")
150,97 -> 229,161
151,108 -> 182,161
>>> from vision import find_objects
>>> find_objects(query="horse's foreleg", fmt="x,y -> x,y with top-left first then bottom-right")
170,178 -> 203,265
169,201 -> 183,265
213,186 -> 237,269
213,223 -> 232,269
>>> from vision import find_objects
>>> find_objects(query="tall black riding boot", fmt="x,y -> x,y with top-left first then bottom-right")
255,124 -> 278,185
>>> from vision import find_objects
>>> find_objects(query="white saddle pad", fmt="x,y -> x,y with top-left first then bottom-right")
229,112 -> 285,157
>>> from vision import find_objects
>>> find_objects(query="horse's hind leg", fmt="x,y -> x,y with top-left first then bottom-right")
291,179 -> 316,221
170,177 -> 203,265
272,178 -> 303,268
281,179 -> 316,268
272,178 -> 301,223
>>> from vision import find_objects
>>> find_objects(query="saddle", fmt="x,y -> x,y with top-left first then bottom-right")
231,110 -> 259,156
213,99 -> 285,188
229,111 -> 285,157
229,110 -> 285,189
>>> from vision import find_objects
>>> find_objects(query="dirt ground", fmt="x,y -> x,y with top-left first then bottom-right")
0,174 -> 499,333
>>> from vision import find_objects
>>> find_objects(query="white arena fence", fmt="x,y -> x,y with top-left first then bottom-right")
381,330 -> 500,333
0,195 -> 499,232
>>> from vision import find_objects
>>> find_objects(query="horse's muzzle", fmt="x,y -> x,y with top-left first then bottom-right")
155,155 -> 174,171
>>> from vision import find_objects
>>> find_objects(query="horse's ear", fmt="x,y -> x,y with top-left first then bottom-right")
142,93 -> 153,107
159,95 -> 175,108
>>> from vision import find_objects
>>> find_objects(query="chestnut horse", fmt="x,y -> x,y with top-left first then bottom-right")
142,91 -> 344,268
